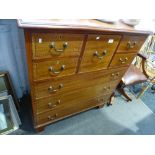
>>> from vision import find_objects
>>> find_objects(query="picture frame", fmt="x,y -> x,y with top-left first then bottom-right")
0,96 -> 14,134
0,72 -> 20,110
0,95 -> 21,134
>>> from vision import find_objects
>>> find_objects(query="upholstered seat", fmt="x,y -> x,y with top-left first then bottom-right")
122,64 -> 147,86
116,53 -> 150,102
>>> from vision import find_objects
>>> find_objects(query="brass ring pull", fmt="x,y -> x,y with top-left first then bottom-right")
48,100 -> 61,109
49,42 -> 68,54
119,57 -> 128,64
48,84 -> 63,93
111,73 -> 115,77
127,41 -> 136,49
111,72 -> 120,79
93,50 -> 107,59
48,114 -> 58,121
48,65 -> 65,75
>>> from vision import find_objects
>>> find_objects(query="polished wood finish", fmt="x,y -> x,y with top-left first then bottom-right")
20,20 -> 150,132
36,94 -> 111,125
33,57 -> 78,80
18,19 -> 151,35
32,33 -> 84,59
34,67 -> 126,99
117,35 -> 147,53
36,80 -> 120,114
110,53 -> 136,67
79,35 -> 121,73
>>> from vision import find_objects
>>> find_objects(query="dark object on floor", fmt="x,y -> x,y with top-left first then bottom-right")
117,53 -> 150,102
151,84 -> 155,90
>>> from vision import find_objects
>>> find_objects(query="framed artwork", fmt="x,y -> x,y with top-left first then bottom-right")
0,96 -> 14,134
0,72 -> 19,110
0,95 -> 21,134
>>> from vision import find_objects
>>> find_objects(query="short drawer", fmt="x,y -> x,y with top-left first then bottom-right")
79,35 -> 121,73
32,33 -> 84,59
109,53 -> 136,68
34,68 -> 126,99
117,35 -> 147,53
33,57 -> 78,81
36,94 -> 112,125
35,81 -> 118,114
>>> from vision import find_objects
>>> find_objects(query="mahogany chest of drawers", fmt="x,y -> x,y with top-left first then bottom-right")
18,19 -> 150,132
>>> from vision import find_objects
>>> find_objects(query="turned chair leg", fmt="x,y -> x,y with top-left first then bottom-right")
137,83 -> 150,98
107,92 -> 115,106
117,87 -> 132,102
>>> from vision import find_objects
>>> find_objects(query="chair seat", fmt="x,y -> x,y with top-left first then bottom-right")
122,64 -> 148,86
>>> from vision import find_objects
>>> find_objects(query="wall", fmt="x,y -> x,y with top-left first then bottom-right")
0,19 -> 29,98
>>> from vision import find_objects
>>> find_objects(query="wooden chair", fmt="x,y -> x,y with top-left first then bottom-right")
115,34 -> 155,102
136,35 -> 155,98
108,35 -> 155,105
117,53 -> 152,102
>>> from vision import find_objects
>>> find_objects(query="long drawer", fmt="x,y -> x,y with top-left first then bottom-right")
36,93 -> 112,125
35,81 -> 119,114
34,67 -> 127,99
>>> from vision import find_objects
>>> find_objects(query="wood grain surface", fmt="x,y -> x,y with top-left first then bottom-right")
22,21 -> 150,131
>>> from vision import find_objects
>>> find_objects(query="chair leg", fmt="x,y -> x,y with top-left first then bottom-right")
137,83 -> 150,98
107,92 -> 115,106
117,87 -> 132,102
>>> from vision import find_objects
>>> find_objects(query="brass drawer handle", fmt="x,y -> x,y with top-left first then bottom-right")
48,65 -> 65,75
93,50 -> 107,59
48,84 -> 63,93
127,41 -> 136,49
111,72 -> 120,78
48,100 -> 61,109
49,42 -> 68,54
119,57 -> 128,64
48,114 -> 58,121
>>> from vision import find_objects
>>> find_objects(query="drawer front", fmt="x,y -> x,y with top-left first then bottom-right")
34,68 -> 127,99
32,33 -> 84,59
36,81 -> 118,114
110,53 -> 136,68
117,35 -> 147,53
36,94 -> 112,125
79,35 -> 121,73
33,57 -> 78,80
